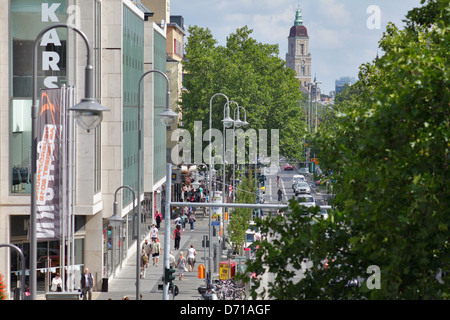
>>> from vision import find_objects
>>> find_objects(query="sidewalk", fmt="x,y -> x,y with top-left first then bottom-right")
93,213 -> 212,300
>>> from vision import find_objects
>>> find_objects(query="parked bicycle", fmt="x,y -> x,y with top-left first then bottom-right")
213,279 -> 247,300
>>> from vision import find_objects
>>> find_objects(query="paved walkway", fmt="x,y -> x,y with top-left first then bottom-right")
93,213 -> 213,300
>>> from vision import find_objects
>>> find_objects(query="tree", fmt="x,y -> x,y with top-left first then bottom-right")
181,26 -> 307,162
227,171 -> 256,255
247,0 -> 449,299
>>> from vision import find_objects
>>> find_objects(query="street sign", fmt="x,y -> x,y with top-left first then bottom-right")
211,221 -> 220,226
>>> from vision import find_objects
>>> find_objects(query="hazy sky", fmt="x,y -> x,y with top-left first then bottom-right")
170,0 -> 423,94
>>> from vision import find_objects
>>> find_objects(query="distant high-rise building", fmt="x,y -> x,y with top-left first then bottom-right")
286,6 -> 311,93
335,76 -> 357,94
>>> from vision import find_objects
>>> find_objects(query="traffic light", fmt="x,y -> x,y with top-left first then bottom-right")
164,267 -> 175,285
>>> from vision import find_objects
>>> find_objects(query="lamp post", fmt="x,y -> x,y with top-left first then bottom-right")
229,102 -> 248,202
110,186 -> 135,297
208,93 -> 232,283
137,69 -> 177,300
30,24 -> 109,300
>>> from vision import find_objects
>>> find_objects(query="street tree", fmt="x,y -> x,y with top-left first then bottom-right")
227,172 -> 256,255
246,0 -> 449,299
181,26 -> 307,162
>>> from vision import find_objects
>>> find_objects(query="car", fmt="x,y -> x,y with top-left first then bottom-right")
292,174 -> 306,188
299,167 -> 309,174
310,208 -> 329,225
297,194 -> 315,207
293,182 -> 311,195
245,223 -> 262,248
283,163 -> 294,171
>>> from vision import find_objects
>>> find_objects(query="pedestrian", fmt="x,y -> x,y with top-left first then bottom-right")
174,214 -> 182,228
277,188 -> 283,203
187,244 -> 197,272
80,268 -> 94,300
151,238 -> 162,266
189,211 -> 196,231
181,210 -> 188,231
155,210 -> 162,229
51,273 -> 62,292
172,225 -> 181,250
142,239 -> 151,257
169,251 -> 176,269
140,249 -> 149,278
175,251 -> 187,281
150,224 -> 158,242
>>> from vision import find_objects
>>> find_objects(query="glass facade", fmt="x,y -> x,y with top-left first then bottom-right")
122,5 -> 143,206
153,30 -> 167,185
10,0 -> 68,194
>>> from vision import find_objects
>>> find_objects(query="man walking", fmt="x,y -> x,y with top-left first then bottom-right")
80,267 -> 94,300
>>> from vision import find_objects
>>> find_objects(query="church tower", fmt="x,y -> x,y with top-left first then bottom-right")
286,6 -> 311,93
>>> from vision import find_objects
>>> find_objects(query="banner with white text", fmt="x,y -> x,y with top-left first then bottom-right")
36,88 -> 63,240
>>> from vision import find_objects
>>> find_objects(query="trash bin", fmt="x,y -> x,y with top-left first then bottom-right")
102,278 -> 108,292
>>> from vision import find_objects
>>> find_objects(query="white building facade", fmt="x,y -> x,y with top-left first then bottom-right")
0,0 -> 174,298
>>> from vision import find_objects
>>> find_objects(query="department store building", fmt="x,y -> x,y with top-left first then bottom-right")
0,0 -> 181,297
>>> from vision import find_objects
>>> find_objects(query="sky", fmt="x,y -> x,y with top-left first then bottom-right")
169,0 -> 423,94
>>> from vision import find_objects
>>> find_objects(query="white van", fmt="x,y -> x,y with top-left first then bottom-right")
292,175 -> 306,189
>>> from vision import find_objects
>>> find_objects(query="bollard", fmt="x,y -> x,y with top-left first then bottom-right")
198,264 -> 205,279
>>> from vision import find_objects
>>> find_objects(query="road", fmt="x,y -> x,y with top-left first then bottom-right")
256,163 -> 325,298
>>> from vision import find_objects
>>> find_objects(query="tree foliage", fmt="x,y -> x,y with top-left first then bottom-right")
181,26 -> 306,161
247,0 -> 449,299
228,171 -> 256,255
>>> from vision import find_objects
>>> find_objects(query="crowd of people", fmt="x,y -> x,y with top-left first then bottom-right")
139,206 -> 199,282
182,184 -> 207,203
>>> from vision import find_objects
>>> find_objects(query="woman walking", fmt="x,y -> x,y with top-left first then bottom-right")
187,244 -> 197,272
172,224 -> 181,250
175,251 -> 187,281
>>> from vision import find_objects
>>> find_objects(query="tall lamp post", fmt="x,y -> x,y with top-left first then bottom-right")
30,24 -> 109,300
137,70 -> 177,300
109,186 -> 135,297
229,102 -> 248,202
208,93 -> 233,283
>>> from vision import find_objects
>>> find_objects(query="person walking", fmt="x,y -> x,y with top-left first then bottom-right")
155,210 -> 162,229
150,224 -> 159,242
169,251 -> 176,269
172,225 -> 181,250
174,214 -> 182,228
181,210 -> 188,231
188,211 -> 196,231
175,251 -> 187,281
187,244 -> 197,272
142,239 -> 151,257
140,249 -> 149,278
50,273 -> 62,292
277,188 -> 283,203
151,238 -> 162,266
80,268 -> 94,300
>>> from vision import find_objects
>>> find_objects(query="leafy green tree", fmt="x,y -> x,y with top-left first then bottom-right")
247,0 -> 449,299
227,171 -> 256,255
181,26 -> 306,161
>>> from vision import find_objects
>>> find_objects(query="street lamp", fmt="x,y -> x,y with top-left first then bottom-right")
230,102 -> 249,201
30,24 -> 109,300
208,93 -> 231,283
159,107 -> 178,127
137,69 -> 177,300
109,186 -> 134,294
69,98 -> 110,133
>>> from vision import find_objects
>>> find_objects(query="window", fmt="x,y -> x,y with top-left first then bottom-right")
10,0 -> 68,194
